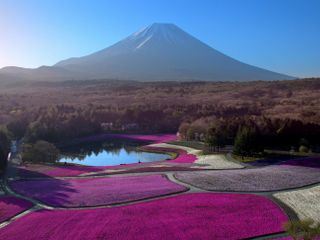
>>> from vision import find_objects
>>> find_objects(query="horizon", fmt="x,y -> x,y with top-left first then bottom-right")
1,1 -> 320,238
1,0 -> 320,78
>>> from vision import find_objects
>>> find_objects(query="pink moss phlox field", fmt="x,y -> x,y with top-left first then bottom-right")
281,157 -> 320,169
10,175 -> 187,207
17,161 -> 159,178
0,193 -> 288,240
109,134 -> 177,143
142,146 -> 197,163
0,196 -> 33,223
17,164 -> 106,178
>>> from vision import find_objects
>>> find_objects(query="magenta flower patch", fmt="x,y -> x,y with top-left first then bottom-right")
16,164 -> 105,178
10,175 -> 187,207
142,146 -> 197,163
0,193 -> 288,240
0,196 -> 33,223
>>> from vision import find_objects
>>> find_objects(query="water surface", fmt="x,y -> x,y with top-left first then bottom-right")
59,138 -> 170,166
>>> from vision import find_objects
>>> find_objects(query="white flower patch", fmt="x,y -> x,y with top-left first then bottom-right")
274,185 -> 320,223
195,154 -> 243,169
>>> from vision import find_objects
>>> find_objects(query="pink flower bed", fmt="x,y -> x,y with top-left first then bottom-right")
17,164 -> 106,178
0,196 -> 33,223
10,175 -> 187,207
142,146 -> 197,163
0,193 -> 288,240
109,134 -> 177,143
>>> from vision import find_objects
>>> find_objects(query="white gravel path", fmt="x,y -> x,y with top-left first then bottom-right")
149,143 -> 243,169
194,154 -> 243,169
148,143 -> 202,155
274,185 -> 320,223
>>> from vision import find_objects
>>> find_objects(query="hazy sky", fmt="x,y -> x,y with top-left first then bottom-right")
1,0 -> 319,77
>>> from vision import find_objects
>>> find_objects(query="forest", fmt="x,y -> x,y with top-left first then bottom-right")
0,78 -> 320,159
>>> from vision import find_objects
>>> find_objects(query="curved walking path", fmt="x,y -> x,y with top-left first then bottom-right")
1,136 -> 320,239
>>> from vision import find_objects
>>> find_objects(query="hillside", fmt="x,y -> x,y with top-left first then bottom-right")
0,78 -> 319,128
0,23 -> 293,82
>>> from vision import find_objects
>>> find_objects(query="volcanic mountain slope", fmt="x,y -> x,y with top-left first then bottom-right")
0,23 -> 294,82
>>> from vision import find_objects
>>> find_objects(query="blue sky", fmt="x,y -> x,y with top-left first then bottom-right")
1,0 -> 319,77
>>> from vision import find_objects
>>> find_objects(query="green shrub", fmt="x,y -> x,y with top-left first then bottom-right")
299,145 -> 309,153
0,128 -> 10,171
22,140 -> 60,163
284,219 -> 320,240
205,126 -> 226,152
233,125 -> 263,157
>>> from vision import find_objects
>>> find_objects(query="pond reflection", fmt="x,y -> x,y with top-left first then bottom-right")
59,138 -> 170,166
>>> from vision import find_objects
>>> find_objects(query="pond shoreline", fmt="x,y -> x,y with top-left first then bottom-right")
57,133 -> 177,167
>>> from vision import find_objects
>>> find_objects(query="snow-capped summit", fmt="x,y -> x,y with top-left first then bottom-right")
1,23 -> 294,82
129,23 -> 192,47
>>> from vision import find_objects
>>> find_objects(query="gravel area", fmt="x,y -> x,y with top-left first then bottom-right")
274,185 -> 320,223
148,143 -> 243,169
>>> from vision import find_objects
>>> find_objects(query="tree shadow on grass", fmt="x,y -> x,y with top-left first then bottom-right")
246,155 -> 302,167
280,156 -> 320,169
0,196 -> 33,223
6,165 -> 78,208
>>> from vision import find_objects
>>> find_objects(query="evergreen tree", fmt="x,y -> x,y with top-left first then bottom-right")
205,126 -> 226,152
0,128 -> 10,171
233,124 -> 263,157
22,141 -> 60,163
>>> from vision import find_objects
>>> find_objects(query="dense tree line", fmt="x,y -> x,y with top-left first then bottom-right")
6,105 -> 181,144
5,105 -> 319,159
0,128 -> 10,171
22,141 -> 60,163
179,116 -> 320,156
0,78 -> 319,161
233,125 -> 264,157
6,103 -> 256,145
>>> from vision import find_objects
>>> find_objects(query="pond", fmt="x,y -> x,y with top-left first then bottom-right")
58,138 -> 171,166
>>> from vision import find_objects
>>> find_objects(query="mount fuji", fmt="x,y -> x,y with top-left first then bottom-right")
0,23 -> 294,82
